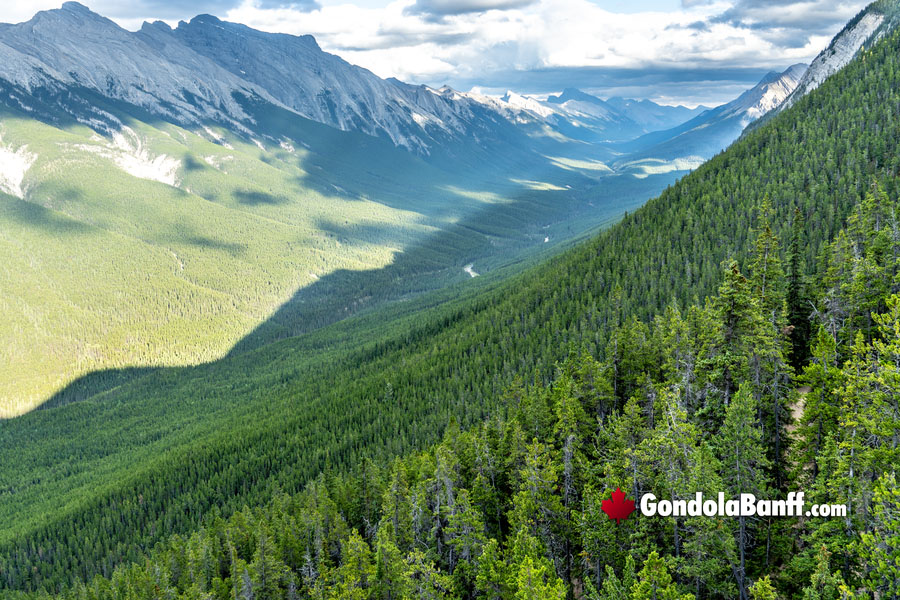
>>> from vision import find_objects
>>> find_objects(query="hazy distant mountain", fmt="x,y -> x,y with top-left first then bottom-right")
614,64 -> 806,170
546,89 -> 707,132
492,88 -> 705,143
541,88 -> 642,140
604,96 -> 708,132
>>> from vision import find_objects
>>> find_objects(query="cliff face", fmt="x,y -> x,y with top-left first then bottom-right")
771,1 -> 900,117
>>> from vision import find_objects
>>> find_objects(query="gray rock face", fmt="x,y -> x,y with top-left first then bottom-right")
728,63 -> 807,127
0,2 -> 797,159
0,3 -> 531,154
0,2 -> 278,128
773,1 -> 900,115
166,14 -> 502,153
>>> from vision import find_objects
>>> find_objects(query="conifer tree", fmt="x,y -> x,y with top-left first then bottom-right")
787,207 -> 811,368
858,473 -> 900,599
475,539 -> 508,600
513,556 -> 565,600
699,261 -> 763,430
403,549 -> 453,600
587,555 -> 634,600
749,575 -> 778,600
332,531 -> 375,600
374,528 -> 406,600
717,385 -> 770,600
631,551 -> 693,600
800,547 -> 848,600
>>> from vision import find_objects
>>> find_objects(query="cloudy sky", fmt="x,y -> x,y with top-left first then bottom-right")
4,0 -> 872,106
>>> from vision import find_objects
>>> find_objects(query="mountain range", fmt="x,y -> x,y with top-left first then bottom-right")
0,2 -> 800,163
607,63 -> 807,173
0,2 -> 812,415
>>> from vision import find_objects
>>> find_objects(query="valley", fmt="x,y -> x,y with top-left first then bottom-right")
4,0 -> 900,598
0,3 -> 799,416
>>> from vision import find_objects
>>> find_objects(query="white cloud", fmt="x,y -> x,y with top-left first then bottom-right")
2,1 -> 63,24
1,0 -> 873,105
223,0 -> 861,84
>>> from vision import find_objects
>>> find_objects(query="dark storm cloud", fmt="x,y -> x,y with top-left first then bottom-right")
405,0 -> 537,22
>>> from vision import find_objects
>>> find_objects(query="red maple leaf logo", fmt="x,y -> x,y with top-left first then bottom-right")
601,487 -> 636,523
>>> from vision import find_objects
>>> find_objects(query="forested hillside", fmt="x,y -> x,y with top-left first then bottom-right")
18,186 -> 900,599
4,7 -> 900,599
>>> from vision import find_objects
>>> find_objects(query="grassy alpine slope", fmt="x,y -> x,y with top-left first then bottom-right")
3,10 -> 900,594
1,86 -> 664,417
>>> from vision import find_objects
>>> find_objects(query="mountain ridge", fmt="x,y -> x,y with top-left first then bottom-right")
612,63 -> 806,169
764,0 -> 900,119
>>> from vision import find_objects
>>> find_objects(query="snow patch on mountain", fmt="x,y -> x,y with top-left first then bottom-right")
111,128 -> 180,186
203,155 -> 233,171
67,126 -> 180,186
0,135 -> 36,199
202,127 -> 233,149
500,91 -> 555,118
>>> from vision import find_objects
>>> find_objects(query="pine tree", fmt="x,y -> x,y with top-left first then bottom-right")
800,546 -> 848,600
509,440 -> 564,574
374,527 -> 406,600
332,531 -> 375,600
587,555 -> 634,600
474,539 -> 508,600
446,488 -> 487,597
787,207 -> 811,368
749,199 -> 786,322
380,459 -> 414,552
717,385 -> 770,600
859,473 -> 900,598
250,524 -> 286,600
631,551 -> 693,600
699,261 -> 764,429
402,549 -> 454,600
748,575 -> 778,600
513,556 -> 565,600
795,326 -> 842,480
747,205 -> 793,488
679,443 -> 736,599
